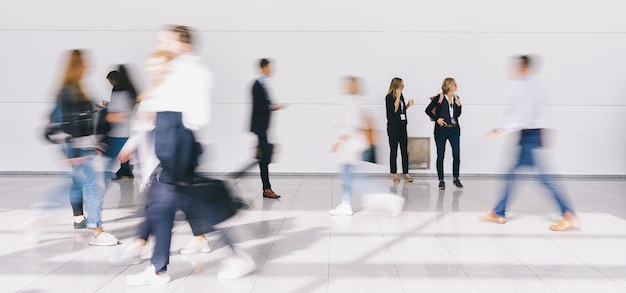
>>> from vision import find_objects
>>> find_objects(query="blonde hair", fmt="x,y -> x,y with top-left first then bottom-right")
136,50 -> 175,103
441,77 -> 456,94
60,49 -> 88,102
386,77 -> 403,95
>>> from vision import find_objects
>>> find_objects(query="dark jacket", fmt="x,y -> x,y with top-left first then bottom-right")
154,111 -> 202,186
250,78 -> 272,134
425,94 -> 462,136
385,93 -> 408,127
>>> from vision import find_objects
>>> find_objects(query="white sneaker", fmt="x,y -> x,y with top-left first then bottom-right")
89,232 -> 119,246
179,238 -> 211,255
218,247 -> 256,280
329,203 -> 353,216
109,240 -> 142,265
126,265 -> 170,286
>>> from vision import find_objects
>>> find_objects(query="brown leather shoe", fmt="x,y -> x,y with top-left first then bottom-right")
480,210 -> 506,224
549,212 -> 581,231
404,174 -> 413,182
263,189 -> 281,199
392,174 -> 400,182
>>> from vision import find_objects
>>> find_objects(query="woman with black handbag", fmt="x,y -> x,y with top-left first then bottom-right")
425,77 -> 463,190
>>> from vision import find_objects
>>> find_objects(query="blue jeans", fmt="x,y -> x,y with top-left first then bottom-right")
341,164 -> 354,203
60,148 -> 102,228
494,129 -> 572,217
435,126 -> 460,181
103,137 -> 130,184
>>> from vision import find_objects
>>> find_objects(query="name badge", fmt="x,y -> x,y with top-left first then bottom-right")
400,114 -> 406,120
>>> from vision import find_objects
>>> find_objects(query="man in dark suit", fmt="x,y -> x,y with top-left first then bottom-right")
251,58 -> 284,199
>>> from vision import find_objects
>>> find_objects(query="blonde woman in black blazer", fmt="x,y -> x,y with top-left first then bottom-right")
425,77 -> 463,190
385,77 -> 414,182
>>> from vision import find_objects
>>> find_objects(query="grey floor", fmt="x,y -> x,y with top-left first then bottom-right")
0,174 -> 625,293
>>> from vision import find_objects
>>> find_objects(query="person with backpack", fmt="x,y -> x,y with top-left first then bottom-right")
33,49 -> 119,246
425,77 -> 463,190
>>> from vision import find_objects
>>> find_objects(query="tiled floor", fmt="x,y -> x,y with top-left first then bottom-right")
0,174 -> 625,293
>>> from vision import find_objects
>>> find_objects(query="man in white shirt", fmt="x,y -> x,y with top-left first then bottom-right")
481,55 -> 580,232
124,25 -> 212,286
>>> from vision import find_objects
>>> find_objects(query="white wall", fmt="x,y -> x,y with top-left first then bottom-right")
1,0 -> 624,175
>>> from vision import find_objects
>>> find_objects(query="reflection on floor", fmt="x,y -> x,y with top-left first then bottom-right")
0,175 -> 625,292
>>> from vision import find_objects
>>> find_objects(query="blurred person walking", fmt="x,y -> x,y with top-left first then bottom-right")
29,49 -> 119,246
117,26 -> 255,287
481,55 -> 580,231
250,58 -> 285,199
102,65 -> 137,183
329,77 -> 370,216
385,77 -> 415,183
425,77 -> 463,190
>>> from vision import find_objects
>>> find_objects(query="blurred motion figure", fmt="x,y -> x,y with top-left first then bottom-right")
481,55 -> 580,231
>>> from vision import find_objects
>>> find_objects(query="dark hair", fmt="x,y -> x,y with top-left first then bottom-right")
111,64 -> 137,100
259,58 -> 270,69
518,55 -> 532,69
171,25 -> 192,45
106,71 -> 119,82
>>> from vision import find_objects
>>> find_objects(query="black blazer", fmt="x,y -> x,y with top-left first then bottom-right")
250,79 -> 272,134
385,93 -> 408,127
425,94 -> 462,136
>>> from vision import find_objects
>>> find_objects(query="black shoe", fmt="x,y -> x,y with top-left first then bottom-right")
74,218 -> 87,229
438,181 -> 445,190
453,178 -> 464,188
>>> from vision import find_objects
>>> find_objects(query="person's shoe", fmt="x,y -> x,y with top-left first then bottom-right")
438,181 -> 445,190
549,212 -> 581,231
179,238 -> 211,255
109,240 -> 142,266
218,247 -> 256,280
453,178 -> 464,188
126,265 -> 170,286
480,210 -> 506,224
404,174 -> 413,182
89,232 -> 119,246
73,218 -> 87,229
392,174 -> 400,182
262,189 -> 281,199
329,203 -> 354,216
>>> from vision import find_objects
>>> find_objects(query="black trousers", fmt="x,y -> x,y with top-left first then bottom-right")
387,125 -> 409,174
255,132 -> 272,190
434,126 -> 460,181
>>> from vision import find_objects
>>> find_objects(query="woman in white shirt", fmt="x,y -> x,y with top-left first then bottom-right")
330,76 -> 370,216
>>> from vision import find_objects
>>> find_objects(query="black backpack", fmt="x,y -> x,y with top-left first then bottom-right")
60,100 -> 95,138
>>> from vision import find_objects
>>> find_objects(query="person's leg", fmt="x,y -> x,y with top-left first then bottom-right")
256,133 -> 271,190
341,164 -> 354,203
112,138 -> 132,177
387,127 -> 399,174
147,181 -> 179,273
73,151 -> 103,229
434,130 -> 447,181
69,175 -> 84,217
450,127 -> 461,179
399,126 -> 410,175
103,137 -> 123,183
493,136 -> 533,217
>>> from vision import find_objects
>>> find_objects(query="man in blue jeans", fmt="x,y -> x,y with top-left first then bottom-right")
481,55 -> 580,231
